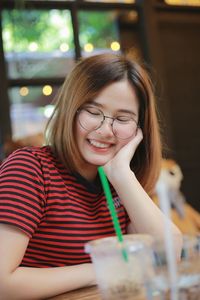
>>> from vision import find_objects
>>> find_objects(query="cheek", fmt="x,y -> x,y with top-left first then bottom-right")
75,120 -> 83,137
75,121 -> 88,143
115,139 -> 130,152
74,122 -> 82,149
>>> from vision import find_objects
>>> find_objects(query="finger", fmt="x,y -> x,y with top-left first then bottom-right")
128,127 -> 143,148
135,127 -> 143,142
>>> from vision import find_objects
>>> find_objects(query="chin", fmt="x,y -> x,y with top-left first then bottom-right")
86,157 -> 110,167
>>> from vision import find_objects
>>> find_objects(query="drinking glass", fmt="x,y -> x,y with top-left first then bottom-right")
85,234 -> 154,300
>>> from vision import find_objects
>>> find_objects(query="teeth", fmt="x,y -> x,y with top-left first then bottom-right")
89,140 -> 110,148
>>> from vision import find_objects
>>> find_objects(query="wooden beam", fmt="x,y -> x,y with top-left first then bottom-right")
0,12 -> 12,152
136,0 -> 174,155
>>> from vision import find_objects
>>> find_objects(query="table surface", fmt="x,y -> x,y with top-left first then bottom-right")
49,286 -> 101,300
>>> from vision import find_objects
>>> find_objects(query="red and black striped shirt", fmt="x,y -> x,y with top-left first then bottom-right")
0,146 -> 129,267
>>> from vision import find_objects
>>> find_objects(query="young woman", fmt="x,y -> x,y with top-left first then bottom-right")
0,53 -> 182,299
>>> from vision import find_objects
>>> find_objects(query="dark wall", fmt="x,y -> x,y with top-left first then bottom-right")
158,13 -> 200,212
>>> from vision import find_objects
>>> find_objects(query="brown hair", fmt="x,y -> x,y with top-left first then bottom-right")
46,53 -> 162,194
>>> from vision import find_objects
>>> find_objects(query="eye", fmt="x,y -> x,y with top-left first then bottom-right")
115,116 -> 133,123
84,107 -> 102,116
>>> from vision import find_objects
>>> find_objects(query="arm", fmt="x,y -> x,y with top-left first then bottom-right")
0,224 -> 96,300
103,129 -> 182,259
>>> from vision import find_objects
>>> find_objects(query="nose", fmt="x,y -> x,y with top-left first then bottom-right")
96,117 -> 114,137
103,115 -> 115,126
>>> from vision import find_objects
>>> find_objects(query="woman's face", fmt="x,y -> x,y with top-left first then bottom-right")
75,79 -> 139,180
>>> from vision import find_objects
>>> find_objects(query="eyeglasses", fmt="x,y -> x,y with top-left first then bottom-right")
77,106 -> 139,139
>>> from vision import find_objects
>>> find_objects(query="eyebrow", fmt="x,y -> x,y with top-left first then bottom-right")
86,101 -> 137,117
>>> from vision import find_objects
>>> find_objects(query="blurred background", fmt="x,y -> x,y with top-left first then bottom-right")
0,0 -> 199,212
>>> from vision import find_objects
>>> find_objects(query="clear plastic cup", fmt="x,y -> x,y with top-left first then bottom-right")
85,234 -> 154,300
152,234 -> 200,299
178,234 -> 200,299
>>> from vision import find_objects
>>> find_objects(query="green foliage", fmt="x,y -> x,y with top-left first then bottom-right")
2,9 -> 74,52
2,9 -> 119,52
79,11 -> 119,48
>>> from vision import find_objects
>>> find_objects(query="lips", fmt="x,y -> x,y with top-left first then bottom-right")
88,139 -> 113,149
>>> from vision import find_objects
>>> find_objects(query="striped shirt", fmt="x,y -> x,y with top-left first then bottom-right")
0,146 -> 129,267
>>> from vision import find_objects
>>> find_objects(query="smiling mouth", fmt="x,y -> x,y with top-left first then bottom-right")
88,139 -> 113,149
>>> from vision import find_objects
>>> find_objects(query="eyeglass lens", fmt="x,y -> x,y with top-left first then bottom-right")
78,107 -> 138,139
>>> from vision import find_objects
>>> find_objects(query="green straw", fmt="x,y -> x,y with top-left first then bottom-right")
98,166 -> 128,262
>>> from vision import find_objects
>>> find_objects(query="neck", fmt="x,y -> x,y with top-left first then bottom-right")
78,164 -> 98,182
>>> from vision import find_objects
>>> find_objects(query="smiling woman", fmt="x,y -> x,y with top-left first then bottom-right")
74,79 -> 140,180
46,53 -> 160,193
0,53 -> 182,299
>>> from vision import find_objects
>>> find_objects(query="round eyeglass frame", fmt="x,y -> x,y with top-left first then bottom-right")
76,107 -> 139,140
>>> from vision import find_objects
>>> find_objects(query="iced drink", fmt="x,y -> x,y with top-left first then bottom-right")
85,234 -> 154,300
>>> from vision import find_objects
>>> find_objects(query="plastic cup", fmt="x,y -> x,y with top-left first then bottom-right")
85,234 -> 154,300
178,234 -> 200,299
151,234 -> 200,299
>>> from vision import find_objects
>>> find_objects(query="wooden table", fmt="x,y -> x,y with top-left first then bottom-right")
49,286 -> 101,300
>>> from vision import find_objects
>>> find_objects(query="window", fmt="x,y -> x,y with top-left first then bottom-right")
0,0 -> 137,141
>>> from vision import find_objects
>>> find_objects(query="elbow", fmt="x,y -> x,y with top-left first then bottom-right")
0,275 -> 17,300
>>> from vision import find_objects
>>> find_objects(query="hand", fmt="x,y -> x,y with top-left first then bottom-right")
103,127 -> 143,181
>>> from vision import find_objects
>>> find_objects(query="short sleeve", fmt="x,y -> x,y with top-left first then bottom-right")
0,148 -> 46,237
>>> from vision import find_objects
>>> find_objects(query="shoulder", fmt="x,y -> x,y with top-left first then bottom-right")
0,146 -> 58,174
2,146 -> 53,163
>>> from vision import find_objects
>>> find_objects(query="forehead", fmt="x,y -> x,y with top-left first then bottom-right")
90,80 -> 139,114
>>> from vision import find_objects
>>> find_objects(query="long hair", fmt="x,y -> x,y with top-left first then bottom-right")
46,53 -> 162,194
